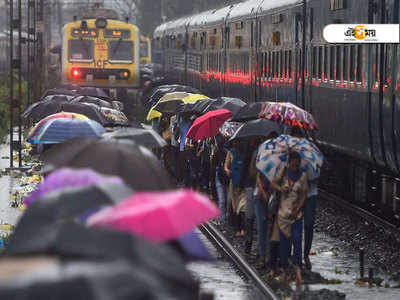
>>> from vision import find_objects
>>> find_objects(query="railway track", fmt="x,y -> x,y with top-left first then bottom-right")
319,189 -> 399,232
199,222 -> 279,300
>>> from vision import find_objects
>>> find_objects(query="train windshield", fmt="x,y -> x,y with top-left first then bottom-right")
108,41 -> 134,63
140,41 -> 149,58
69,39 -> 94,62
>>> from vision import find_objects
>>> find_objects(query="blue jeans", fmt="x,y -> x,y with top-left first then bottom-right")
279,219 -> 303,269
254,195 -> 269,258
304,195 -> 317,258
216,171 -> 229,219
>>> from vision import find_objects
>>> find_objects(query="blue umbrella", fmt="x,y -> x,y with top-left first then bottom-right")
27,118 -> 105,144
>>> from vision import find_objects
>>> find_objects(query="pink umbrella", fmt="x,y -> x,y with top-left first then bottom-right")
87,189 -> 219,242
186,109 -> 232,141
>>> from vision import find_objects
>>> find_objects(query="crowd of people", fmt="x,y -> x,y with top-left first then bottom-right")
154,112 -> 320,285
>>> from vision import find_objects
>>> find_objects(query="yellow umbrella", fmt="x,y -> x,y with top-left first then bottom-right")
146,108 -> 162,121
182,94 -> 209,104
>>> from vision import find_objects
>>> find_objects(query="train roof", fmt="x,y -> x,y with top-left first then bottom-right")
201,5 -> 235,27
227,0 -> 261,22
258,0 -> 302,13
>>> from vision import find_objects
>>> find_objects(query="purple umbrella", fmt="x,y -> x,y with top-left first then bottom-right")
24,168 -> 123,206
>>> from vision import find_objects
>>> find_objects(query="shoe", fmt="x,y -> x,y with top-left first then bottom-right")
304,256 -> 312,271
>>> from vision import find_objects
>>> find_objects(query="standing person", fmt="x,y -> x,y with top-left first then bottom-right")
224,140 -> 246,237
169,115 -> 179,177
270,151 -> 307,285
212,135 -> 229,223
176,114 -> 191,185
303,178 -> 318,270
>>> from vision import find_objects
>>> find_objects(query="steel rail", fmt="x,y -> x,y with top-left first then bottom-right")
199,222 -> 279,300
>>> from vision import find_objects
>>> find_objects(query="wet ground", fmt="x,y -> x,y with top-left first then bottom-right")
187,230 -> 261,300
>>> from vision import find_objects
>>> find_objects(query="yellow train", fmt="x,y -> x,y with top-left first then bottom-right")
61,9 -> 140,88
140,36 -> 151,64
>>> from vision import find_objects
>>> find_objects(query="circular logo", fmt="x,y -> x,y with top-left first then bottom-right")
354,25 -> 367,40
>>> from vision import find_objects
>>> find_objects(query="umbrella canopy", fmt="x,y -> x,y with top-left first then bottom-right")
103,128 -> 167,148
27,112 -> 89,141
171,229 -> 214,261
146,108 -> 162,121
203,97 -> 246,114
259,102 -> 319,130
187,109 -> 232,141
152,92 -> 191,113
99,107 -> 129,126
24,168 -> 125,206
61,102 -> 108,125
71,95 -> 112,108
175,99 -> 215,115
182,94 -> 209,103
27,118 -> 105,144
256,135 -> 324,183
22,95 -> 75,120
41,138 -> 173,190
79,87 -> 111,100
0,258 -> 195,300
146,85 -> 201,109
228,119 -> 281,143
22,182 -> 133,221
87,189 -> 219,242
41,88 -> 77,98
230,102 -> 265,122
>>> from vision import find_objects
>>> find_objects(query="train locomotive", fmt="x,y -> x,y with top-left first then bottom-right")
152,0 -> 400,223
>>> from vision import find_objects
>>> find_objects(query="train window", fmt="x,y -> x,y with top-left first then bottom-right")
272,31 -> 280,46
318,46 -> 322,79
235,36 -> 242,49
68,39 -> 94,62
336,46 -> 341,81
330,46 -> 335,80
209,36 -> 216,49
349,45 -> 355,82
356,45 -> 362,82
251,22 -> 254,48
330,0 -> 346,11
108,41 -> 133,63
312,46 -> 317,79
343,46 -> 348,81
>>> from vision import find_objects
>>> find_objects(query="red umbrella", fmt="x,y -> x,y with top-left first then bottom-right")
186,109 -> 232,141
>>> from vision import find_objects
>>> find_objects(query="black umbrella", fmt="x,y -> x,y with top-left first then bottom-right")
23,181 -> 133,221
22,95 -> 75,120
61,102 -> 108,125
0,259 -> 179,300
4,222 -> 198,299
41,138 -> 172,190
103,128 -> 167,148
176,99 -> 215,115
79,87 -> 111,100
99,107 -> 129,126
71,95 -> 112,108
203,97 -> 246,114
228,119 -> 282,144
59,83 -> 81,91
41,88 -> 77,98
146,85 -> 200,109
230,102 -> 265,122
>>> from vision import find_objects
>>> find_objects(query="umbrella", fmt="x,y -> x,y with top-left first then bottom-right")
186,109 -> 232,141
203,97 -> 246,114
27,112 -> 89,141
146,108 -> 162,121
146,85 -> 201,109
22,95 -> 75,120
21,182 -> 133,221
0,258 -> 195,300
24,168 -> 125,206
230,102 -> 265,122
59,83 -> 81,91
27,118 -> 105,144
228,119 -> 281,143
41,138 -> 173,190
99,107 -> 129,126
4,222 -> 198,299
87,189 -> 219,242
259,102 -> 319,130
61,102 -> 108,125
103,128 -> 167,148
71,95 -> 112,108
175,99 -> 215,115
256,134 -> 324,183
152,92 -> 191,113
79,87 -> 111,100
171,229 -> 214,261
41,88 -> 77,98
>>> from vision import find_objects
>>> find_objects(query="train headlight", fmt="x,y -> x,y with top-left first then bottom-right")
72,68 -> 81,78
95,17 -> 108,29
